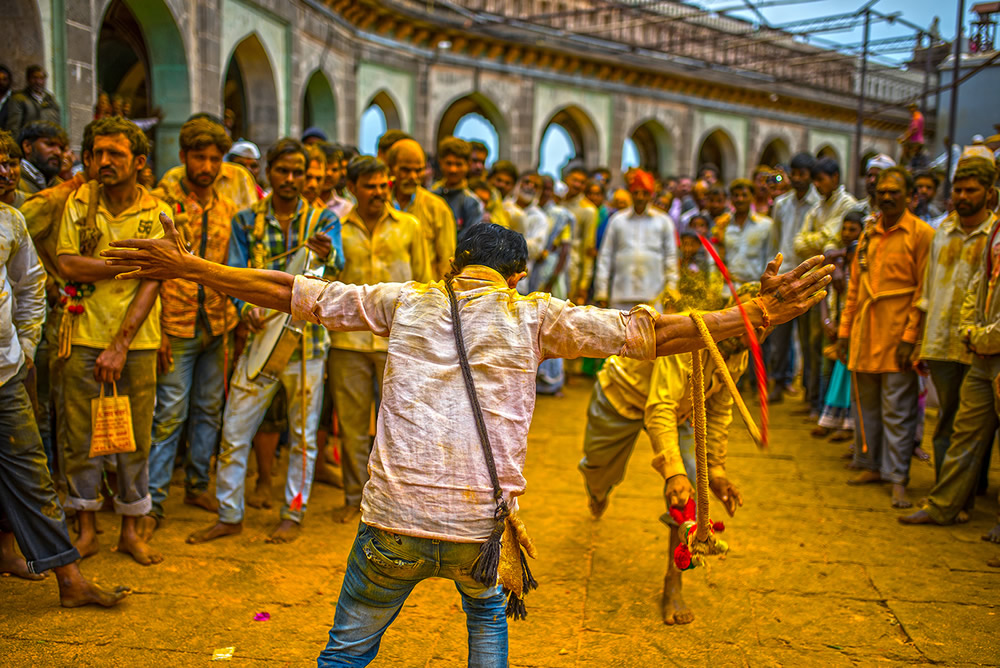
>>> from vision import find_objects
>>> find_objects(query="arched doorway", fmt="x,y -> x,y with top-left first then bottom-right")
627,119 -> 673,175
3,2 -> 46,108
224,34 -> 279,148
436,93 -> 507,162
97,0 -> 191,175
358,90 -> 402,156
816,144 -> 840,163
539,105 -> 599,178
758,137 -> 791,168
302,70 -> 336,140
697,128 -> 738,182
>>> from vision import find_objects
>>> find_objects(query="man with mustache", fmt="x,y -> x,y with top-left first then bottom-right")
143,117 -> 240,539
387,138 -> 455,279
900,158 -> 1000,541
837,167 -> 934,509
18,120 -> 66,195
186,137 -> 343,546
55,116 -> 169,566
329,155 -> 431,525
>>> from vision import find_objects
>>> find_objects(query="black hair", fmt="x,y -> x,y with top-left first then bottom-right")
25,65 -> 44,80
563,163 -> 588,179
698,162 -> 720,177
877,166 -> 915,194
319,142 -> 345,164
842,209 -> 865,225
811,157 -> 840,178
488,160 -> 518,182
346,155 -> 388,182
18,120 -> 68,149
88,116 -> 149,156
186,112 -> 224,125
265,137 -> 308,170
913,170 -> 939,187
468,140 -> 488,155
451,223 -> 528,279
377,130 -> 412,154
789,152 -> 816,172
81,120 -> 97,155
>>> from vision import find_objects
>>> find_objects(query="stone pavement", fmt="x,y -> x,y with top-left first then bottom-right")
2,381 -> 999,667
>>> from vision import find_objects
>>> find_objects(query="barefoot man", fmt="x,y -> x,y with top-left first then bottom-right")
186,137 -> 343,545
0,160 -> 128,607
578,284 -> 754,625
55,116 -> 167,566
104,218 -> 831,663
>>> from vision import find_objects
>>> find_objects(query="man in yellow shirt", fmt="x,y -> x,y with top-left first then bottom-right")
387,139 -> 456,278
579,286 -> 751,625
330,156 -> 432,524
55,117 -> 168,566
563,164 -> 599,303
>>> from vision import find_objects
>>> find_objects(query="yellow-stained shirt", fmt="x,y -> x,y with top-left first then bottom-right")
56,185 -> 167,350
158,161 -> 259,212
20,172 -> 87,283
565,193 -> 599,296
328,205 -> 432,353
598,348 -> 747,481
150,180 -> 239,339
396,187 -> 456,280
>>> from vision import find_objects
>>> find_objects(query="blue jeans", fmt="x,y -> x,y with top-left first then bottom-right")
318,523 -> 508,667
148,328 -> 229,518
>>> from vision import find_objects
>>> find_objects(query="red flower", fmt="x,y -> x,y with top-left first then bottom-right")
65,285 -> 78,297
69,304 -> 85,315
60,297 -> 68,306
713,521 -> 725,532
674,544 -> 692,570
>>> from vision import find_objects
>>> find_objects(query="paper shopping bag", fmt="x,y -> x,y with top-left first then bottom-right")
89,382 -> 136,457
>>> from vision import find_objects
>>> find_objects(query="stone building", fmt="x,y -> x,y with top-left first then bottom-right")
4,0 -> 931,185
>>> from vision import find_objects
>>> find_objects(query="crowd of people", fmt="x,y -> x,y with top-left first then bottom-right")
1,59 -> 1000,663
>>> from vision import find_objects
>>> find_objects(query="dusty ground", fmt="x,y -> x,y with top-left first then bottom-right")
2,380 -> 1000,667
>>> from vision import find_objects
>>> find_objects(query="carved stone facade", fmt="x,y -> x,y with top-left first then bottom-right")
4,0 -> 921,186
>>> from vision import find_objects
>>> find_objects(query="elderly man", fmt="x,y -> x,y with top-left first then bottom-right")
226,139 -> 265,198
388,138 -> 456,278
856,154 -> 896,218
593,169 -> 678,310
104,203 -> 832,664
838,167 -> 934,509
900,158 -> 1000,534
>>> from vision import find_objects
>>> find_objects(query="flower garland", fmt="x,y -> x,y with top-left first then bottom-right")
57,281 -> 95,358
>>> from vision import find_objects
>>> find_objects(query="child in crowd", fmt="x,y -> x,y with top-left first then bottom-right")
813,210 -> 863,442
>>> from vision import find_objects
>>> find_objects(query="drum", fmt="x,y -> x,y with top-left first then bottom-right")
244,245 -> 311,382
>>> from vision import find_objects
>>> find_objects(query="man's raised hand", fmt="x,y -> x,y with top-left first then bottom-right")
758,254 -> 834,326
102,212 -> 191,281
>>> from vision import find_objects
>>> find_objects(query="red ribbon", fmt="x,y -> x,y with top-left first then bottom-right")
695,234 -> 769,447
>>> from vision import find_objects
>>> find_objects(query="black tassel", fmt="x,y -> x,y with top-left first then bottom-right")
506,592 -> 527,620
520,549 -> 538,592
470,512 -> 506,586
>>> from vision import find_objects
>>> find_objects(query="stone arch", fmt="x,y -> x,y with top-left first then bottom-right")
435,92 -> 509,161
97,0 -> 191,174
2,2 -> 46,102
816,144 -> 840,164
758,136 -> 791,168
628,119 -> 674,176
224,33 -> 279,148
368,90 -> 402,131
302,69 -> 337,140
539,105 -> 600,172
696,127 -> 739,182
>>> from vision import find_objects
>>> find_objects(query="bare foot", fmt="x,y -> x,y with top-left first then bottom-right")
137,515 -> 159,543
184,492 -> 219,513
117,526 -> 163,566
186,521 -> 242,544
829,430 -> 854,442
891,484 -> 912,509
266,519 -> 301,544
661,572 -> 694,625
898,509 -> 941,525
56,564 -> 130,608
982,523 -> 1000,543
314,462 -> 344,488
0,533 -> 45,580
246,480 -> 272,509
73,532 -> 100,560
810,425 -> 830,438
846,470 -> 882,485
987,557 -> 1000,568
331,505 -> 361,524
956,510 -> 970,524
588,495 -> 609,520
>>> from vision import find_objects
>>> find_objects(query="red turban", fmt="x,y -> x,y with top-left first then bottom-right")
627,169 -> 655,194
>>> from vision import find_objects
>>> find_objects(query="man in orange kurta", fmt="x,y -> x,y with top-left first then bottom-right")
837,167 -> 934,509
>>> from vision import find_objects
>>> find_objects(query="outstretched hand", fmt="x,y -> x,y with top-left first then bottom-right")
758,254 -> 834,326
102,212 -> 192,281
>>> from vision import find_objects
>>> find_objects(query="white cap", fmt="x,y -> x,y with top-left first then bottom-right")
972,134 -> 985,144
865,154 -> 896,172
228,140 -> 260,160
